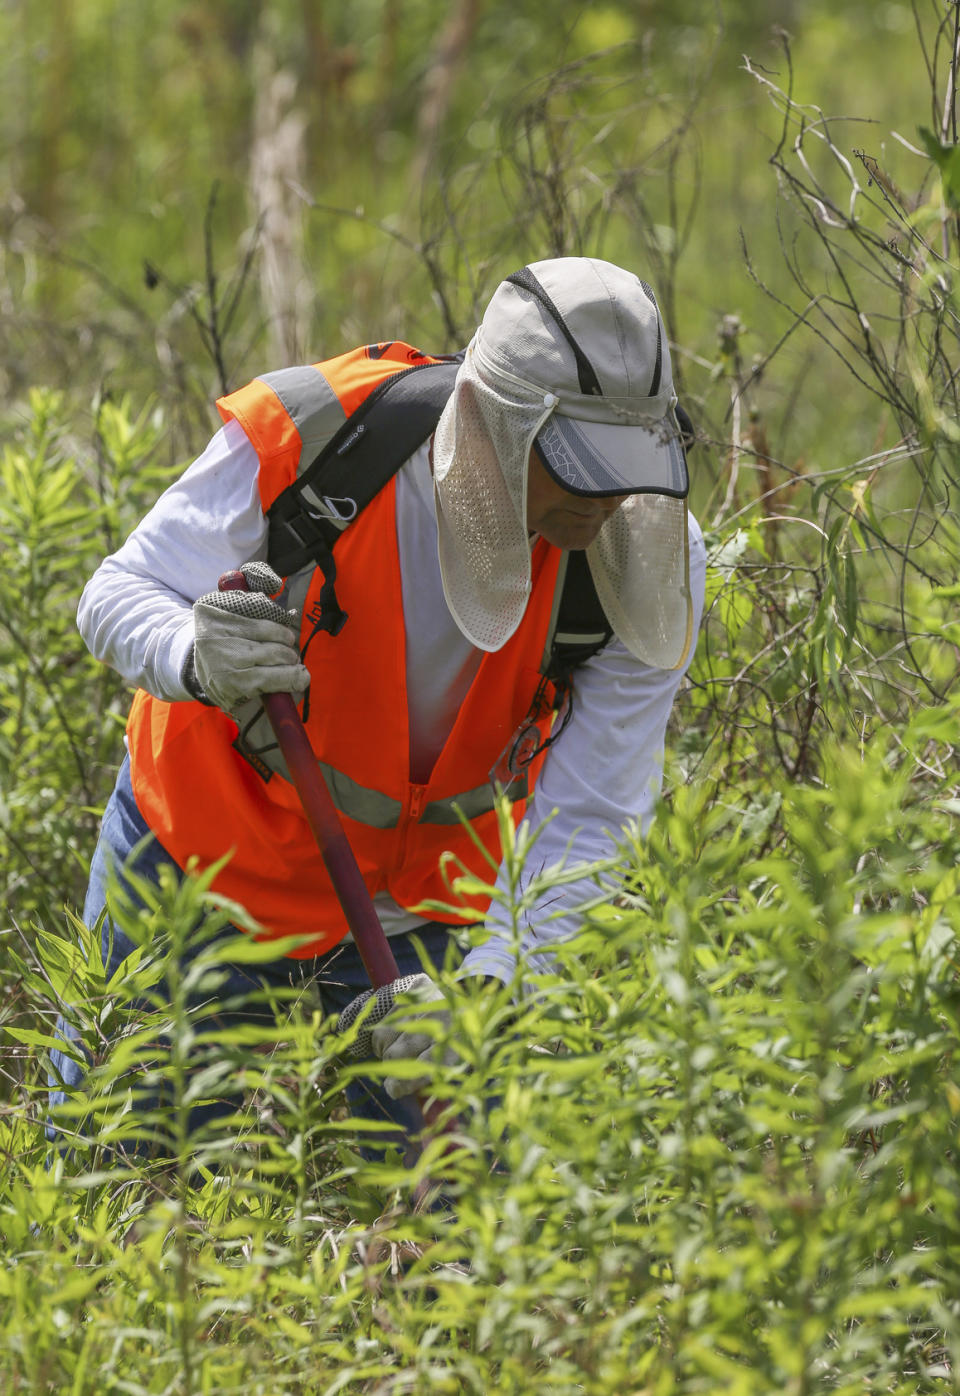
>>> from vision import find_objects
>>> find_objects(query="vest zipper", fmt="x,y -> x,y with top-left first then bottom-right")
394,782 -> 427,874
408,783 -> 427,824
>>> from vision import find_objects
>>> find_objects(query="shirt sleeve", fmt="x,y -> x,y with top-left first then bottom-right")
462,512 -> 707,984
76,418 -> 267,700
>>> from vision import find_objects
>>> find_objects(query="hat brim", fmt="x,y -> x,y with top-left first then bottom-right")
535,410 -> 689,498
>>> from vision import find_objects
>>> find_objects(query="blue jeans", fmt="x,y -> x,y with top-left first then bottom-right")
48,755 -> 461,1162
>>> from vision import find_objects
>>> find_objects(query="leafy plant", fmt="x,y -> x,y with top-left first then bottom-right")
3,729 -> 959,1393
0,391 -> 175,933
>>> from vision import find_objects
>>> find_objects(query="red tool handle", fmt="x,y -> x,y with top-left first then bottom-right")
218,568 -> 451,1166
217,569 -> 400,989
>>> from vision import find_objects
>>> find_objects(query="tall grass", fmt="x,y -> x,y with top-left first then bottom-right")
2,726 -> 959,1392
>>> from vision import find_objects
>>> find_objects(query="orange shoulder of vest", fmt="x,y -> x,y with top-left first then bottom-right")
318,343 -> 443,417
216,344 -> 445,511
216,377 -> 303,505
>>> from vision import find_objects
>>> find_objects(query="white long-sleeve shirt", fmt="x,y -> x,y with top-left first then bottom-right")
78,417 -> 706,982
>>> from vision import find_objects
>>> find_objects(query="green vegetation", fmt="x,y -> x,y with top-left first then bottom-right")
2,1 -> 960,1391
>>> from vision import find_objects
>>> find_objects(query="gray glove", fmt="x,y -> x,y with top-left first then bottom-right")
337,972 -> 452,1100
185,561 -> 309,714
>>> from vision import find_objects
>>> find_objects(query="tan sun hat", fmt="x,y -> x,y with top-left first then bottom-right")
433,257 -> 694,669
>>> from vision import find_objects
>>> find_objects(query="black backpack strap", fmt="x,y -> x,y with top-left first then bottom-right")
265,356 -> 461,671
543,549 -> 613,687
490,551 -> 612,790
266,357 -> 461,578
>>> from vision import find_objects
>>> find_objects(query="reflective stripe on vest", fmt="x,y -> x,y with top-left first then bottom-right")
317,763 -> 528,829
230,723 -> 530,830
257,366 -> 342,470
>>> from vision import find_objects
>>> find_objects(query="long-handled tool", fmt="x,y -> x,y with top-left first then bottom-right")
219,568 -> 401,988
217,569 -> 449,1150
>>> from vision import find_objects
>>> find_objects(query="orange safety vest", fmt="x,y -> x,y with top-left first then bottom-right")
126,342 -> 564,957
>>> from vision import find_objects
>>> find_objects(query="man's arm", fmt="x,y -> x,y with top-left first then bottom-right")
462,514 -> 708,984
77,419 -> 268,700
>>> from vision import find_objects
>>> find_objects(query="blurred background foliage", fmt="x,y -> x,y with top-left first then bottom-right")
0,0 -> 935,447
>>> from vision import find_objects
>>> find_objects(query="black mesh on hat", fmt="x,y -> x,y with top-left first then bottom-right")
505,267 -> 604,397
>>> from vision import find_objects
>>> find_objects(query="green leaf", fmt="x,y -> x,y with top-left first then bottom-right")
918,125 -> 960,210
4,1027 -> 87,1062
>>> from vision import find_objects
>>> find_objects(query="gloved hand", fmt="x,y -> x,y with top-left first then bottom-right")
337,972 -> 453,1100
184,561 -> 309,714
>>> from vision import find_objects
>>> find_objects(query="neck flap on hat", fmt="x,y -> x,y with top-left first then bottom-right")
433,327 -> 693,670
